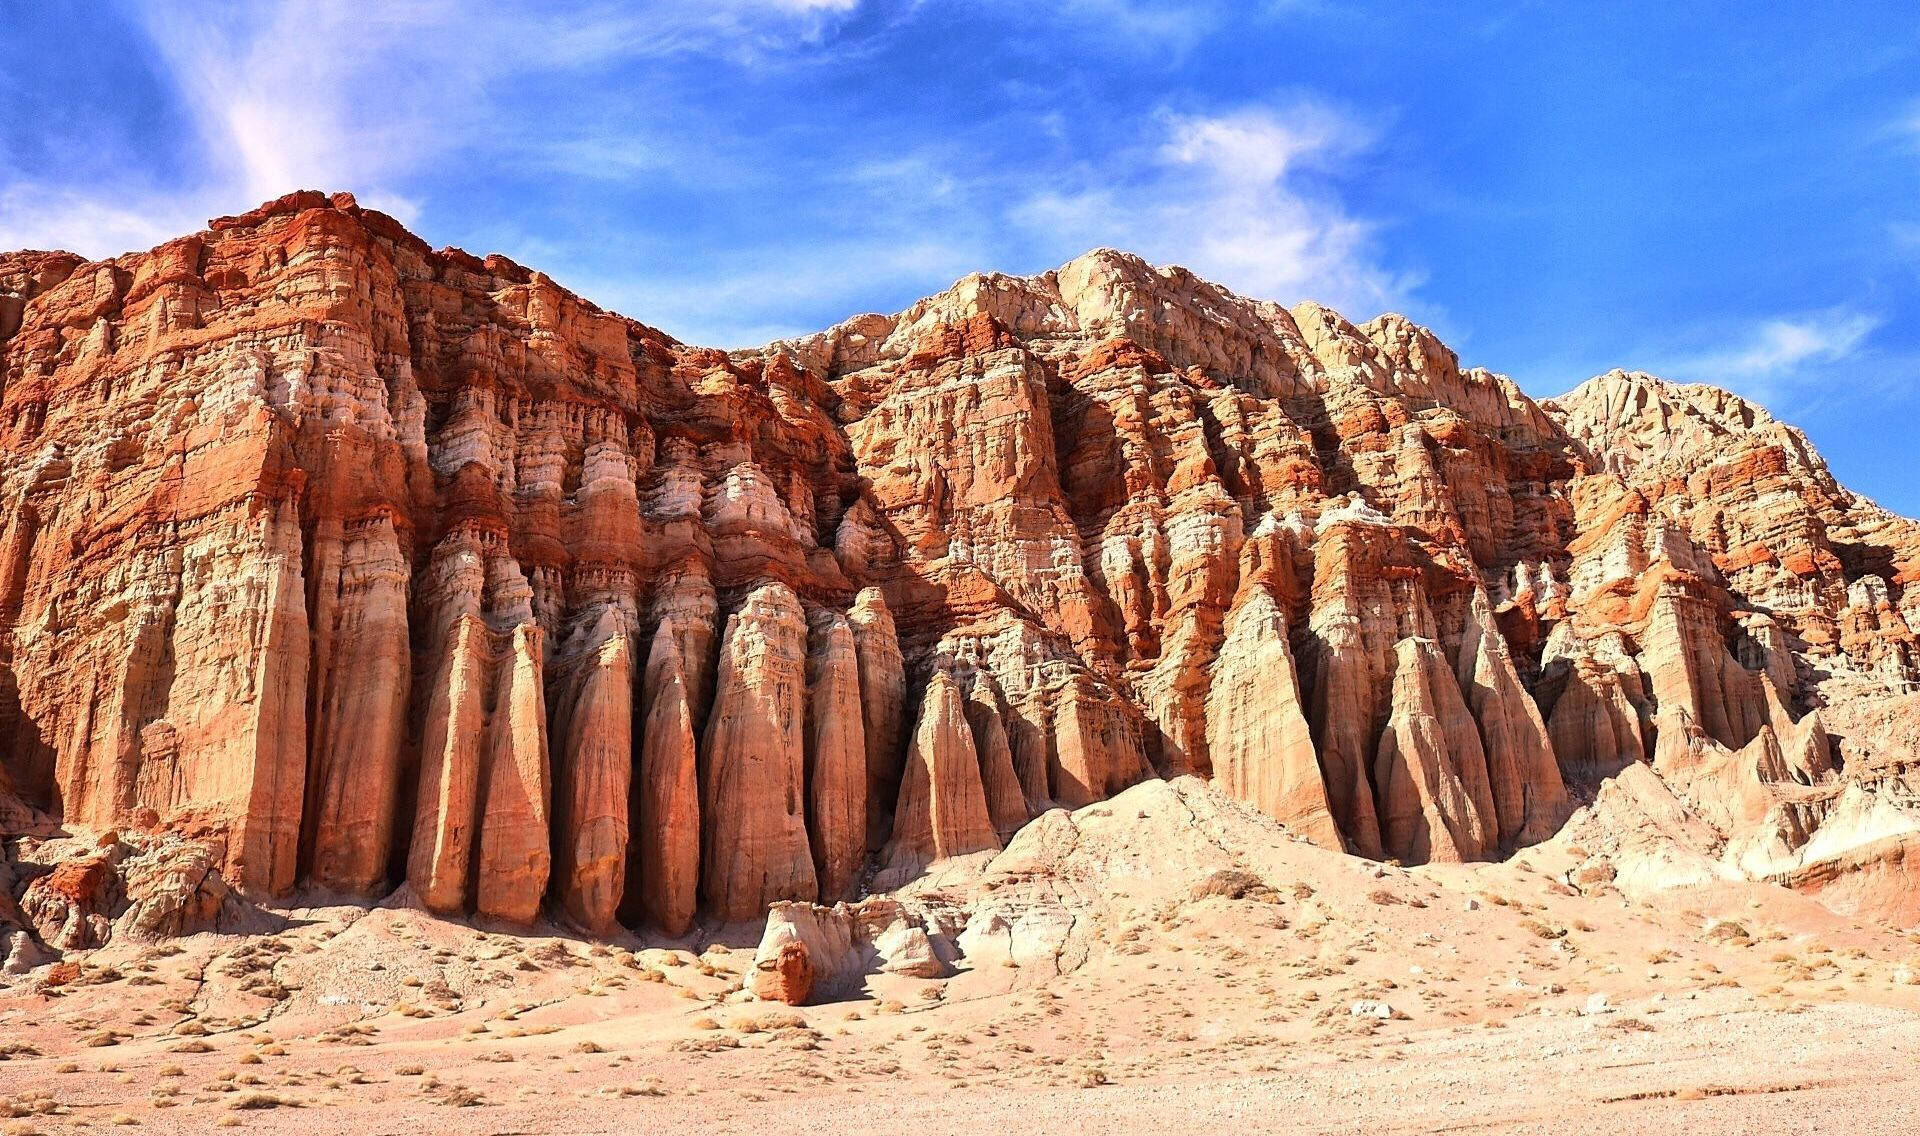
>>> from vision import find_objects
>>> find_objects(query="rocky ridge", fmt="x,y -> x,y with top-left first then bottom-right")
0,191 -> 1916,969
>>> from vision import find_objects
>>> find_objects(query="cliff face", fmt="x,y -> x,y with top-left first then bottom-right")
1,191 -> 1916,938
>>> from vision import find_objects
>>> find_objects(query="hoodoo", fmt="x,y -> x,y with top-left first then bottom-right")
0,192 -> 1915,936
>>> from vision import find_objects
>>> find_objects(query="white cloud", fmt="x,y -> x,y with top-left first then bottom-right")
0,184 -> 214,257
1901,101 -> 1920,142
1,5 -> 1413,348
1685,312 -> 1878,379
1056,0 -> 1220,52
1010,103 -> 1418,318
553,233 -> 989,348
1668,309 -> 1881,407
0,0 -> 869,260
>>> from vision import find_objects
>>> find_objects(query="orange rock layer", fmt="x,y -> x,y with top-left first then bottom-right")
1,193 -> 1915,931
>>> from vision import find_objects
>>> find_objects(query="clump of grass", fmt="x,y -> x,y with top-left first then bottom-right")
1706,921 -> 1751,943
733,1010 -> 808,1032
227,1093 -> 295,1111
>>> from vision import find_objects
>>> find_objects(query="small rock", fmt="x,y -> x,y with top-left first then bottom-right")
1581,993 -> 1613,1016
875,924 -> 944,979
753,940 -> 815,1006
1348,1000 -> 1400,1020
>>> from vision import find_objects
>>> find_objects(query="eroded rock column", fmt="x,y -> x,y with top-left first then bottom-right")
303,512 -> 410,896
551,613 -> 633,935
850,587 -> 907,851
1373,638 -> 1496,864
1207,586 -> 1341,849
887,668 -> 999,874
628,619 -> 701,936
701,583 -> 817,922
805,609 -> 867,902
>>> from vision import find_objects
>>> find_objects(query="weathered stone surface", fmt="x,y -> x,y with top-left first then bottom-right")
474,622 -> 551,924
550,614 -> 633,935
1207,584 -> 1340,848
4,195 -> 1919,938
1456,588 -> 1570,847
885,669 -> 1000,877
301,512 -> 410,897
407,613 -> 492,917
628,620 -> 701,936
805,609 -> 867,902
21,855 -> 119,951
1373,638 -> 1496,864
749,896 -> 928,1004
700,583 -> 817,922
963,673 -> 1030,842
849,587 -> 907,852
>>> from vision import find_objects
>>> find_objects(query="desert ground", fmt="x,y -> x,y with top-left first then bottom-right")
6,779 -> 1920,1135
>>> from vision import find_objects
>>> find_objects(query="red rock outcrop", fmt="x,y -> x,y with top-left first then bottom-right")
884,668 -> 1000,877
1373,638 -> 1497,864
700,583 -> 817,922
1456,588 -> 1569,848
805,609 -> 867,901
1206,582 -> 1340,848
4,194 -> 1919,941
549,612 -> 633,935
627,619 -> 700,935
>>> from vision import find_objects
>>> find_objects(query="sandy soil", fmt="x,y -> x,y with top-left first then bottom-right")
7,793 -> 1920,1134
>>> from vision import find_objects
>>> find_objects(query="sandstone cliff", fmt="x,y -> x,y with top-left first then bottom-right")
2,191 -> 1916,947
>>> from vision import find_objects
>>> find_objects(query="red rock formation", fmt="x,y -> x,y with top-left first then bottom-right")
4,194 -> 1919,940
1206,583 -> 1340,848
849,588 -> 907,851
963,673 -> 1030,842
1373,638 -> 1496,864
301,511 -> 410,896
884,669 -> 1000,876
1456,589 -> 1569,848
805,609 -> 867,901
701,583 -> 817,922
549,613 -> 633,935
628,620 -> 700,935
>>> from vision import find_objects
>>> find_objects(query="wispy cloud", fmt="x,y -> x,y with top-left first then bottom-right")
0,183 -> 211,258
0,5 -> 1412,346
574,232 -> 989,347
1055,0 -> 1222,53
1012,103 -> 1419,318
0,0 -> 871,259
1668,309 -> 1882,407
536,99 -> 1421,345
1899,100 -> 1920,144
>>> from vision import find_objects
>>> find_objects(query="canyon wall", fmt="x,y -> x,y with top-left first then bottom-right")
1,192 -> 1916,936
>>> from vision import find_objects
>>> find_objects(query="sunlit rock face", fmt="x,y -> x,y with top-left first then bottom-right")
1,191 -> 1916,934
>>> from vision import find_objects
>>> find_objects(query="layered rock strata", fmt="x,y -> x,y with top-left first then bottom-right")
2,191 -> 1917,941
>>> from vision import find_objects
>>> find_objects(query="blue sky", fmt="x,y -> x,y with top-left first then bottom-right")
3,1 -> 1917,513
